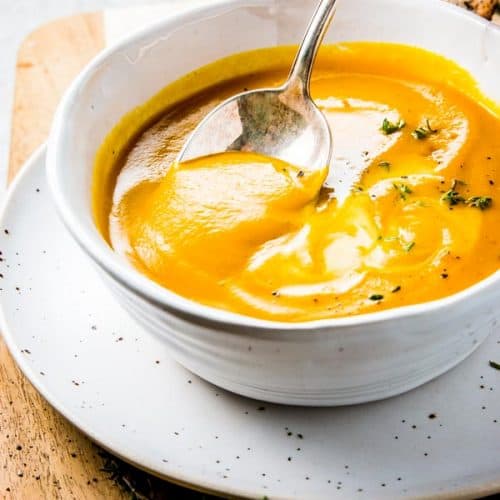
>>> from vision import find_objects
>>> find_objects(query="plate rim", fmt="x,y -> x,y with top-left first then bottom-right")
0,145 -> 258,500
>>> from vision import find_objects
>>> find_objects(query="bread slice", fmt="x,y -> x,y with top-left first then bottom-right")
446,0 -> 498,19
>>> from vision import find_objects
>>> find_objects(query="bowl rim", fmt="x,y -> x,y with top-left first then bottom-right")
46,0 -> 500,333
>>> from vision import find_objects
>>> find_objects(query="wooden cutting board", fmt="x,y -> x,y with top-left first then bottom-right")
3,3 -> 500,499
2,14 -> 121,499
3,7 -> 217,499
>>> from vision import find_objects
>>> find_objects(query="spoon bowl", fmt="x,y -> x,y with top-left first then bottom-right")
177,0 -> 337,169
178,85 -> 332,169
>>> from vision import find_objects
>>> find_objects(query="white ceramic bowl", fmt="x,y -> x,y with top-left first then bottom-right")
47,0 -> 500,406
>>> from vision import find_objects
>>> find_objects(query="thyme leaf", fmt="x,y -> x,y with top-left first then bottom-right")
381,118 -> 405,135
404,241 -> 415,252
441,189 -> 465,206
466,196 -> 492,210
393,183 -> 413,200
412,119 -> 438,140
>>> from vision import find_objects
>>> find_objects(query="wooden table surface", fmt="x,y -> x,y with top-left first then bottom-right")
3,11 -> 216,499
2,2 -> 499,498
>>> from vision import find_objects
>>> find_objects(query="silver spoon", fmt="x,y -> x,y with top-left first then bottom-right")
177,0 -> 337,170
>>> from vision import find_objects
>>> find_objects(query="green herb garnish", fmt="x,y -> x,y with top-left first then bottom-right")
403,241 -> 415,252
441,187 -> 493,210
369,294 -> 384,301
391,286 -> 401,293
489,360 -> 500,370
381,118 -> 405,135
412,119 -> 438,140
466,196 -> 492,210
441,189 -> 465,206
393,183 -> 413,200
378,161 -> 391,170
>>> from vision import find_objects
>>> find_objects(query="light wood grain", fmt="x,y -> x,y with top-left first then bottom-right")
2,12 -> 128,499
8,12 -> 105,180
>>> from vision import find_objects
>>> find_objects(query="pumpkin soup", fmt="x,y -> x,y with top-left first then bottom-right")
93,43 -> 500,322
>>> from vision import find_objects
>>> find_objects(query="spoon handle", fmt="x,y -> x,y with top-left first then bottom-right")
286,0 -> 338,95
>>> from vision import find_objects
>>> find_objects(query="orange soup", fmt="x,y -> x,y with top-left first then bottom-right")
93,43 -> 500,322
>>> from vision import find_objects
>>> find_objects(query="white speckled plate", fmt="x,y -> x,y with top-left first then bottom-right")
1,146 -> 500,499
